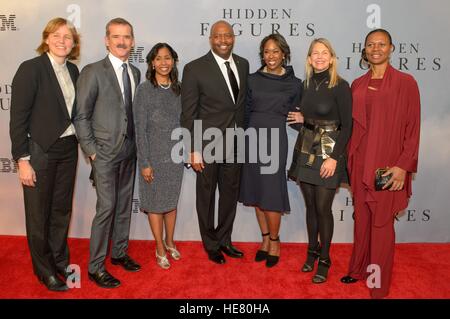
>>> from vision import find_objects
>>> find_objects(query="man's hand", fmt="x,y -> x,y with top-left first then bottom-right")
18,160 -> 36,187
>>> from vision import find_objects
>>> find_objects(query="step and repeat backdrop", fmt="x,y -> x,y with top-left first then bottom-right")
1,0 -> 449,242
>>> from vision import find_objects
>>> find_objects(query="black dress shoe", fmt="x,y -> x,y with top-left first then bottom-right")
208,251 -> 226,264
57,267 -> 74,281
340,275 -> 359,284
220,244 -> 244,258
88,270 -> 121,288
39,275 -> 68,292
111,255 -> 141,272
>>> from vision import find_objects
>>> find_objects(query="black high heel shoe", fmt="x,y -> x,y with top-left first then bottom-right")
255,232 -> 270,262
340,275 -> 358,284
266,236 -> 280,268
301,243 -> 321,272
312,258 -> 331,284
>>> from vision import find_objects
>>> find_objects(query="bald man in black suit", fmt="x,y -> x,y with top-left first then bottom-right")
181,20 -> 249,264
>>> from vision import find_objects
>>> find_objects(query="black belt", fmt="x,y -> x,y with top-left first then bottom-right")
303,119 -> 340,132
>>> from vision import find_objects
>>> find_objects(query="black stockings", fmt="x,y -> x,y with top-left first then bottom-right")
300,182 -> 336,260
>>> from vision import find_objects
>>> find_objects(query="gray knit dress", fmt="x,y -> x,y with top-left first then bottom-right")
133,80 -> 183,213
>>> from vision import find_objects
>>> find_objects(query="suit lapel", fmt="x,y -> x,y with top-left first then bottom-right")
130,64 -> 140,89
233,54 -> 246,105
67,63 -> 78,119
102,57 -> 125,109
205,51 -> 235,105
41,54 -> 71,119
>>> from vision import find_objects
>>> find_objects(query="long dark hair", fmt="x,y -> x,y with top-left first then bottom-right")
145,43 -> 181,96
361,28 -> 393,62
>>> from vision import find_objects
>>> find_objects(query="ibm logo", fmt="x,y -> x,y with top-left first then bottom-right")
132,198 -> 140,213
0,84 -> 11,110
0,14 -> 17,31
0,158 -> 18,173
129,46 -> 145,64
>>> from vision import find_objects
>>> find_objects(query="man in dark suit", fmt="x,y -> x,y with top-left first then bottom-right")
74,18 -> 141,289
9,18 -> 80,291
181,20 -> 249,264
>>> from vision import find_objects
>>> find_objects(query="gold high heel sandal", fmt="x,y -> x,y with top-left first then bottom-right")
155,250 -> 170,269
163,241 -> 181,260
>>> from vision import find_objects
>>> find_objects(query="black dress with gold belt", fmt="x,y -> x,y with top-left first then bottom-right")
288,71 -> 352,189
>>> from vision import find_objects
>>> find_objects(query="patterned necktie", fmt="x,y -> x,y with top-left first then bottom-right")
225,61 -> 239,103
122,63 -> 134,139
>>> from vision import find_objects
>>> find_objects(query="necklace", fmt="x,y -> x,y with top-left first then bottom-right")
159,82 -> 171,90
313,77 -> 328,91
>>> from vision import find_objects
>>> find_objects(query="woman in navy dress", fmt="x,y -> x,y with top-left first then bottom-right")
239,34 -> 302,267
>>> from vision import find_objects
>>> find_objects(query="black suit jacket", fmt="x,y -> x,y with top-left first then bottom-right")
181,51 -> 249,154
10,54 -> 79,160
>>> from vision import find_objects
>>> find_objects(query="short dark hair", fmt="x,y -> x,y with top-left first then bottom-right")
106,17 -> 134,38
361,28 -> 393,62
145,43 -> 181,96
259,33 -> 291,67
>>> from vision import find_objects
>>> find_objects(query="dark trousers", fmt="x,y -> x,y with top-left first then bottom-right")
88,138 -> 136,273
196,161 -> 241,253
23,136 -> 78,278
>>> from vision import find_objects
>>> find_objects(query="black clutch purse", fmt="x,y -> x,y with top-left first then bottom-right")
374,168 -> 392,191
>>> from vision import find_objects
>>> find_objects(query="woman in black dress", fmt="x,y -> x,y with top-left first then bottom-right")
288,38 -> 352,283
239,34 -> 302,268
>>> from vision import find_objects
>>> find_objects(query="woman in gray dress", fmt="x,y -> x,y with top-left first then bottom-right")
133,43 -> 183,269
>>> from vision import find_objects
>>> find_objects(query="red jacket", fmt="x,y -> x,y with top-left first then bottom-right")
348,64 -> 421,225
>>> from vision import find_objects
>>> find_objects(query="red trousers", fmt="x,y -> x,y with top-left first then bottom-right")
348,165 -> 396,299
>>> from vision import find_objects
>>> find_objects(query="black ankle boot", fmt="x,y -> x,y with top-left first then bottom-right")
301,243 -> 321,272
312,258 -> 331,284
255,232 -> 270,262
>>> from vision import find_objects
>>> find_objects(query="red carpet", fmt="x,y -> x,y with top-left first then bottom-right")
0,235 -> 449,299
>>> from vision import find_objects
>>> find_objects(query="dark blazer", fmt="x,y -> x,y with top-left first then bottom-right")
10,54 -> 79,160
181,51 -> 249,153
74,56 -> 140,160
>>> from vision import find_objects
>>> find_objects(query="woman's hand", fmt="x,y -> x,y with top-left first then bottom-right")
287,111 -> 304,125
320,158 -> 337,179
18,160 -> 36,187
190,152 -> 205,172
383,166 -> 406,191
141,167 -> 154,183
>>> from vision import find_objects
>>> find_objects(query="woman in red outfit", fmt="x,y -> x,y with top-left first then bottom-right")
340,29 -> 421,299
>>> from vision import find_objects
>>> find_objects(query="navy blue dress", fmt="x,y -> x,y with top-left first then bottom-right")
239,66 -> 302,213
